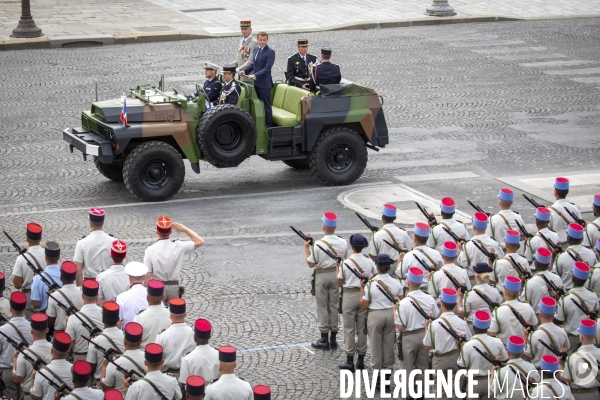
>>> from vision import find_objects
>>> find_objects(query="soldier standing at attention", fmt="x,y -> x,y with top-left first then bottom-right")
156,299 -> 195,378
457,262 -> 503,330
553,223 -> 597,290
548,177 -> 583,244
309,46 -> 342,92
490,230 -> 530,293
144,216 -> 204,304
179,319 -> 220,397
428,242 -> 471,303
133,280 -> 171,347
97,240 -> 130,303
336,234 -> 375,371
0,273 -> 11,321
218,64 -> 242,105
305,212 -> 349,350
233,20 -> 257,84
360,254 -> 402,390
489,336 -> 539,400
66,280 -> 104,362
523,207 -> 560,264
204,346 -> 252,399
73,208 -> 115,285
487,188 -> 526,250
457,212 -> 504,279
285,39 -> 317,90
30,332 -> 73,400
587,239 -> 600,298
61,360 -> 104,400
47,261 -> 83,336
520,248 -> 564,313
489,276 -> 538,343
529,355 -> 575,400
30,241 -> 63,313
582,195 -> 600,249
368,204 -> 413,274
12,223 -> 46,319
398,222 -> 442,293
427,197 -> 470,252
185,376 -> 206,400
522,297 -> 568,369
116,262 -> 149,328
561,319 -> 600,398
87,302 -> 124,383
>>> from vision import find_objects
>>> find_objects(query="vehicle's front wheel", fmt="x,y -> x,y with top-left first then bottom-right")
122,141 -> 185,201
93,157 -> 123,182
309,127 -> 367,186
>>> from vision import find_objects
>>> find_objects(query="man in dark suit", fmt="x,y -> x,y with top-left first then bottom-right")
241,31 -> 275,128
309,46 -> 342,93
285,39 -> 317,91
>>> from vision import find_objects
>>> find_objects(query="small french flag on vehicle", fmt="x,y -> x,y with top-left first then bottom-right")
120,94 -> 129,127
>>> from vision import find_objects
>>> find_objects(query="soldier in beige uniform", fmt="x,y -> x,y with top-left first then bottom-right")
587,239 -> 600,299
396,268 -> 439,394
61,360 -> 104,400
0,273 -> 11,321
529,355 -> 575,400
30,331 -> 73,400
486,188 -> 526,250
46,261 -> 83,335
561,319 -> 600,400
424,288 -> 471,398
133,280 -> 171,347
548,177 -> 583,244
155,298 -> 195,377
523,297 -> 568,368
87,301 -> 124,383
204,346 -> 252,400
12,223 -> 46,319
457,212 -> 504,279
368,204 -> 413,273
457,262 -> 503,330
457,310 -> 508,399
66,280 -> 104,361
491,230 -> 531,293
523,207 -> 560,264
233,20 -> 257,84
427,197 -> 470,251
428,242 -> 471,302
179,319 -> 220,397
554,223 -> 598,290
144,216 -> 204,304
336,234 -> 375,371
305,212 -> 349,350
520,248 -> 564,313
97,240 -> 130,303
582,195 -> 600,249
73,208 -> 115,285
489,335 -> 540,400
398,223 -> 443,293
360,254 -> 403,389
555,262 -> 600,352
489,276 -> 538,343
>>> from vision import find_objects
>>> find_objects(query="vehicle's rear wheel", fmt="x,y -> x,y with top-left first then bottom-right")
197,104 -> 257,168
122,141 -> 185,201
282,157 -> 310,170
309,127 -> 367,186
93,156 -> 123,182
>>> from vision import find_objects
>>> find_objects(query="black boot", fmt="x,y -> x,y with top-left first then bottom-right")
330,331 -> 338,349
356,354 -> 365,370
311,332 -> 330,350
338,355 -> 354,371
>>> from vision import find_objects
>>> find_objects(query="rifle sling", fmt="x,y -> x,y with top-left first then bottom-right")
442,268 -> 461,289
41,365 -> 70,391
119,354 -> 145,376
416,248 -> 438,269
75,311 -> 100,333
473,288 -> 493,309
373,279 -> 395,303
541,383 -> 559,399
537,327 -> 559,352
497,213 -> 513,231
570,292 -> 591,314
549,206 -> 571,225
503,256 -> 526,279
347,258 -> 364,274
55,289 -> 78,311
25,250 -> 42,271
506,304 -> 529,329
6,321 -> 28,345
141,377 -> 169,400
573,352 -> 600,382
97,334 -> 123,356
472,337 -> 496,363
508,362 -> 531,386
439,316 -> 460,341
567,249 -> 584,262
382,228 -> 399,247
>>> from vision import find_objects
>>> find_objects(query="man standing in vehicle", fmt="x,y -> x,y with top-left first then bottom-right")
310,46 -> 341,92
233,20 -> 256,84
286,39 -> 317,90
241,32 -> 275,128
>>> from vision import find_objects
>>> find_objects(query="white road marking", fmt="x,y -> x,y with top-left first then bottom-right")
395,171 -> 479,182
302,346 -> 315,355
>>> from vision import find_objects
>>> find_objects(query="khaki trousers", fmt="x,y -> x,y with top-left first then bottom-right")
572,388 -> 600,400
162,283 -> 180,305
427,350 -> 459,399
315,271 -> 339,333
399,328 -> 427,394
568,334 -> 581,352
367,308 -> 395,370
1,367 -> 20,400
24,290 -> 34,320
341,289 -> 367,356
471,375 -> 492,400
72,353 -> 87,362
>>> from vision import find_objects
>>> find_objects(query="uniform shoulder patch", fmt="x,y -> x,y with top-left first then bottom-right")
136,309 -> 146,315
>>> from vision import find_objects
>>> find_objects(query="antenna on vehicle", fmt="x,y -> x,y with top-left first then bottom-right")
94,79 -> 98,102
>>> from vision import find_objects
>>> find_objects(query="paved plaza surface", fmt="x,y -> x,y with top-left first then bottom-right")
1,18 -> 600,398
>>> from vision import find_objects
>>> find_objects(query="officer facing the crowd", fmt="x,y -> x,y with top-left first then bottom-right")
12,223 -> 46,319
309,46 -> 341,92
218,64 -> 242,105
204,346 -> 253,399
285,39 -> 317,90
73,208 -> 115,285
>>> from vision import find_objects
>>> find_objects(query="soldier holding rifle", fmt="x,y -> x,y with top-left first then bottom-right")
561,319 -> 600,399
489,335 -> 539,400
522,207 -> 560,263
31,241 -> 63,313
520,248 -> 564,313
398,223 -> 442,294
485,188 -> 526,249
457,262 -> 503,331
548,177 -> 583,243
522,297 -> 568,368
367,204 -> 412,273
491,230 -> 531,293
457,212 -> 504,279
428,242 -> 471,303
582,194 -> 600,249
30,332 -> 74,400
489,276 -> 538,343
46,261 -> 83,336
553,223 -> 597,290
586,238 -> 600,299
529,355 -> 574,400
426,197 -> 470,251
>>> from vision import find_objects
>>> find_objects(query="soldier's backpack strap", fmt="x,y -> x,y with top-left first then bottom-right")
382,228 -> 399,247
141,378 -> 169,400
549,206 -> 570,225
119,354 -> 145,375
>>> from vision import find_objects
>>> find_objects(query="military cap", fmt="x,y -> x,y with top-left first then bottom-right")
219,345 -> 237,362
82,279 -> 99,297
194,318 -> 212,339
60,261 -> 77,281
540,355 -> 559,373
240,20 -> 251,28
31,313 -> 48,331
222,63 -> 237,74
597,238 -> 600,251
297,39 -> 308,46
497,188 -> 514,202
169,298 -> 186,315
535,207 -> 551,222
186,376 -> 206,396
505,230 -> 520,245
573,261 -> 590,280
536,248 -> 552,265
72,360 -> 92,383
156,215 -> 172,234
472,212 -> 489,229
473,262 -> 492,274
110,240 -> 127,259
507,336 -> 525,354
440,197 -> 456,214
554,177 -> 569,190
0,272 -> 4,288
407,267 -> 424,284
147,279 -> 165,297
102,301 -> 120,321
53,331 -> 72,352
205,62 -> 220,71
579,319 -> 597,336
44,240 -> 61,258
89,207 -> 106,222
321,46 -> 332,56
442,241 -> 458,258
253,385 -> 271,400
440,288 -> 458,304
104,389 -> 123,400
540,297 -> 556,315
594,194 -> 600,207
505,276 -> 522,291
374,254 -> 394,266
473,310 -> 491,330
382,204 -> 397,218
568,223 -> 584,240
349,234 -> 368,249
26,223 -> 42,240
10,292 -> 27,311
413,222 -> 430,238
125,322 -> 143,343
145,343 -> 163,363
322,212 -> 338,227
124,261 -> 148,277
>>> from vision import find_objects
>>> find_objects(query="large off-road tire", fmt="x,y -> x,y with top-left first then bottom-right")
282,158 -> 310,170
309,127 -> 368,186
122,141 -> 185,201
93,156 -> 123,182
196,104 -> 257,168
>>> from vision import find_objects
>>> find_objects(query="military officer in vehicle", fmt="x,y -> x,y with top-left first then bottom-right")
218,64 -> 242,106
233,20 -> 257,84
190,63 -> 223,107
285,39 -> 317,90
309,46 -> 342,92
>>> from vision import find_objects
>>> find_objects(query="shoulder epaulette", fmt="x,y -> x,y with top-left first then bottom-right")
108,233 -> 116,238
158,328 -> 167,334
80,235 -> 87,240
239,377 -> 246,381
184,351 -> 192,357
166,372 -> 175,377
136,309 -> 146,315
171,239 -> 179,242
586,287 -> 594,292
210,378 -> 219,384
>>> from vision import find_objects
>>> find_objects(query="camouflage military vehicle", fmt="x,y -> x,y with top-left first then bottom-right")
63,78 -> 389,201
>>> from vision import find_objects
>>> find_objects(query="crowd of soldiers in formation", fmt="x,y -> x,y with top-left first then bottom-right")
3,211 -> 270,400
302,177 -> 600,399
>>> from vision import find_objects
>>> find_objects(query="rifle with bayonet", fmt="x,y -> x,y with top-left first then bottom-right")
83,336 -> 145,383
47,293 -> 102,337
565,208 -> 586,227
473,288 -> 501,310
570,298 -> 598,320
437,321 -> 467,344
515,220 -> 533,240
538,339 -> 568,360
442,226 -> 467,244
442,269 -> 468,294
382,239 -> 410,254
471,240 -> 498,262
411,301 -> 434,320
467,201 -> 491,217
355,212 -> 379,232
538,273 -> 566,297
508,306 -> 536,332
415,202 -> 438,226
508,255 -> 532,280
3,230 -> 60,291
290,226 -> 313,245
522,194 -> 544,209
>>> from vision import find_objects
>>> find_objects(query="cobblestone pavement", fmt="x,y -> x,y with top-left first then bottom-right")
1,19 -> 600,399
1,0 -> 600,42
